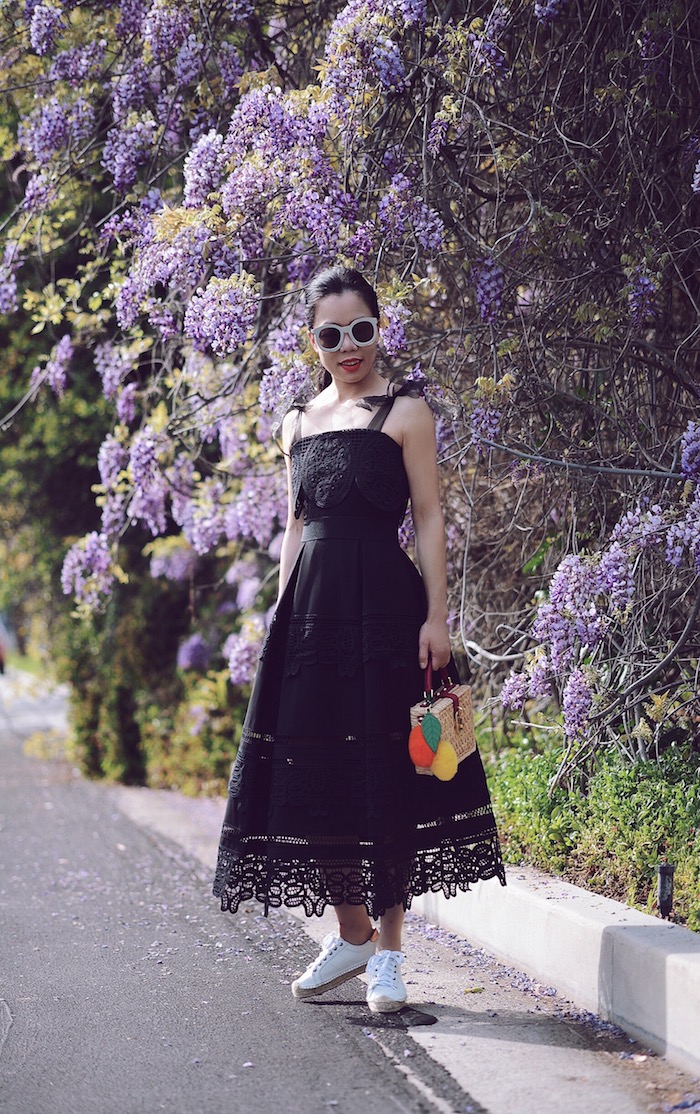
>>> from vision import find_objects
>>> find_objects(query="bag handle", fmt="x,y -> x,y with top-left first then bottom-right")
423,663 -> 453,699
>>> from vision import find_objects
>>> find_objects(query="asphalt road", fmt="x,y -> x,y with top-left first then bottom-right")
0,691 -> 477,1114
2,677 -> 697,1114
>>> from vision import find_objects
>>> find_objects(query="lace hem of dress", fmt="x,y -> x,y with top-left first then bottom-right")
212,833 -> 506,919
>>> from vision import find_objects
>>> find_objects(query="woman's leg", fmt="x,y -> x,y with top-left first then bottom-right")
377,904 -> 404,951
335,902 -> 375,945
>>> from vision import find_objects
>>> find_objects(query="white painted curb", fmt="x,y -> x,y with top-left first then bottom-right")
414,866 -> 700,1077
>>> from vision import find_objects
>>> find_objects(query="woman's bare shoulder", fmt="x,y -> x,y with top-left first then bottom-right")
392,392 -> 434,427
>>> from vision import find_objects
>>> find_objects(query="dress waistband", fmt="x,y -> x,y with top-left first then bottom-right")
302,517 -> 399,543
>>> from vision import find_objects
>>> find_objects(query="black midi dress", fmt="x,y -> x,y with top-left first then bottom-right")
213,394 -> 506,919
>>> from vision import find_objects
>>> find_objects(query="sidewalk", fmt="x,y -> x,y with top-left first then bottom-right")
2,668 -> 699,1113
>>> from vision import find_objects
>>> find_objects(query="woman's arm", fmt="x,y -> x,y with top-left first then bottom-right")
399,398 -> 452,671
277,410 -> 304,602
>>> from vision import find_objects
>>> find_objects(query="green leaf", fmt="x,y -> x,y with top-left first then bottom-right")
421,712 -> 441,752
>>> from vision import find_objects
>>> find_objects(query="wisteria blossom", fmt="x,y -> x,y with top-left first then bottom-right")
225,473 -> 287,549
61,531 -> 116,609
382,302 -> 411,356
473,256 -> 504,323
30,335 -> 73,397
183,130 -> 226,208
562,669 -> 593,740
184,275 -> 258,356
224,615 -> 266,686
177,632 -> 211,672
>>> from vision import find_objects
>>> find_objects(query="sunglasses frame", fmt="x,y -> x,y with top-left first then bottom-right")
311,316 -> 379,352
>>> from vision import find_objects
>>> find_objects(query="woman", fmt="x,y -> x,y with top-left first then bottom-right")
213,266 -> 505,1014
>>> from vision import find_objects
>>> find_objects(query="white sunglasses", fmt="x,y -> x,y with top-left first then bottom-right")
311,316 -> 378,352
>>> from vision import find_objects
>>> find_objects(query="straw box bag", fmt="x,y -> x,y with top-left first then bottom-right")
408,667 -> 476,780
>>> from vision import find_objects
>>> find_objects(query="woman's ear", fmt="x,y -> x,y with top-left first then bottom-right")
308,326 -> 318,353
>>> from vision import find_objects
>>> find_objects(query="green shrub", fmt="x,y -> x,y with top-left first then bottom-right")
485,724 -> 700,931
137,669 -> 244,796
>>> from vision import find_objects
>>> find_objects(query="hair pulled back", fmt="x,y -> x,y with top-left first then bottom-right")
304,266 -> 380,327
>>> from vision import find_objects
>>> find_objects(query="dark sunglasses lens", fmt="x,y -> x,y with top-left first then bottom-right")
352,320 -> 375,344
317,327 -> 342,350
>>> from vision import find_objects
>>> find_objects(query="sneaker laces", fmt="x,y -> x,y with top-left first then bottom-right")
308,932 -> 342,973
369,950 -> 405,988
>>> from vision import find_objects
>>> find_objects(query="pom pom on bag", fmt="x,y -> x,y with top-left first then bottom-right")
408,666 -> 476,781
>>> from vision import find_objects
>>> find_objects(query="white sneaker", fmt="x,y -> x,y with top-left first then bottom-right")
366,949 -> 407,1013
292,931 -> 378,999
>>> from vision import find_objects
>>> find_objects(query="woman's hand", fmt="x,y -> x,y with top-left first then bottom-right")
418,618 -> 451,672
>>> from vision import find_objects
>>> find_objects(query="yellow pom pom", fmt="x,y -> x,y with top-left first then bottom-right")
431,740 -> 458,781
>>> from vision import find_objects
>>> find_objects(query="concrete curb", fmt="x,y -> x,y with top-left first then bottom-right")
414,867 -> 700,1077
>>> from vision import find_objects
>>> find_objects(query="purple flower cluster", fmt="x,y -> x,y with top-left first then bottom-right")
468,8 -> 509,76
681,421 -> 700,482
224,472 -> 287,549
143,0 -> 192,63
500,653 -> 552,709
598,543 -> 635,614
184,276 -> 257,357
61,531 -> 115,609
128,425 -> 167,535
117,382 -> 138,425
183,130 -> 226,208
258,356 -> 311,415
470,396 -> 501,454
48,41 -> 106,86
119,220 -> 211,329
628,268 -> 657,326
382,302 -> 411,355
500,670 -> 529,709
665,495 -> 700,573
95,342 -> 132,400
378,173 -> 445,255
145,299 -> 177,341
427,117 -> 449,158
31,334 -> 73,397
177,632 -> 211,672
102,114 -> 158,192
548,555 -> 606,646
101,491 -> 127,539
692,159 -> 700,194
111,58 -> 153,124
150,543 -> 196,581
273,185 -> 357,256
610,503 -> 666,550
342,222 -> 373,265
534,0 -> 568,25
398,505 -> 415,550
173,33 -> 203,86
639,27 -> 671,80
29,2 -> 65,56
185,477 -> 226,555
323,1 -> 407,105
22,171 -> 59,214
224,616 -> 266,686
529,555 -> 606,675
225,555 -> 258,588
20,98 -> 69,163
223,84 -> 314,163
217,42 -> 244,88
562,669 -> 593,740
473,256 -> 504,323
116,0 -> 149,38
98,434 -> 128,488
0,249 -> 19,315
390,0 -> 426,25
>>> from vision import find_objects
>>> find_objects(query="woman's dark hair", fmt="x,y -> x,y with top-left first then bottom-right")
304,266 -> 380,327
